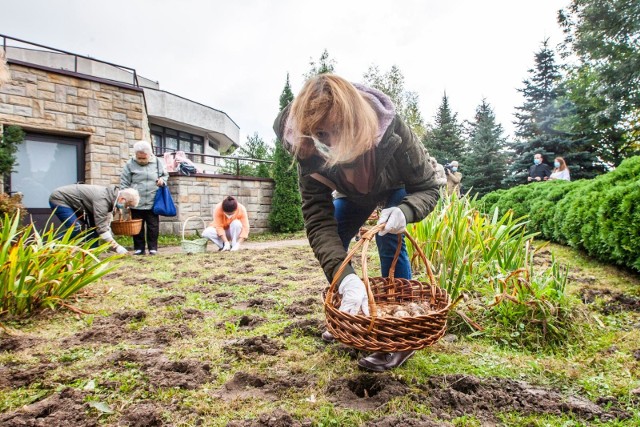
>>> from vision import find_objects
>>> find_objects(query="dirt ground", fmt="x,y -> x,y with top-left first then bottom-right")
1,239 -> 638,426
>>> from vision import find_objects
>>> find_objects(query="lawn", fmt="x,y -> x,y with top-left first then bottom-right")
0,238 -> 639,426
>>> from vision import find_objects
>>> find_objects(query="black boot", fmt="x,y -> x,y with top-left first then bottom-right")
357,350 -> 416,372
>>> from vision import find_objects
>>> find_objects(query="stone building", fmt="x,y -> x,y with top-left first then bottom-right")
0,34 -> 273,234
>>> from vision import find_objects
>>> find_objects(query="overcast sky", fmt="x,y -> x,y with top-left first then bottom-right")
1,0 -> 567,147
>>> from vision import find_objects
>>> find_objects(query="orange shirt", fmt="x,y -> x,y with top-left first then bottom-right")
210,202 -> 250,239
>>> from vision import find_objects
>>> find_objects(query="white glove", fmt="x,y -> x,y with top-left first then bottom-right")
230,242 -> 240,251
338,273 -> 370,315
99,231 -> 114,242
115,245 -> 128,255
222,242 -> 231,251
377,207 -> 407,236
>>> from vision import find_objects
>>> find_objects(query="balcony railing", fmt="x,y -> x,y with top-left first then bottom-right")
156,148 -> 274,178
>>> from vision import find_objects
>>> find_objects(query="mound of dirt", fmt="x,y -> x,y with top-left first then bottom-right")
327,373 -> 411,411
284,298 -> 318,316
0,388 -> 96,426
119,402 -> 165,426
280,319 -> 325,338
365,414 -> 450,427
108,349 -> 211,390
227,408 -> 311,427
149,295 -> 186,306
0,362 -> 57,389
224,335 -> 283,357
417,374 -> 629,423
0,334 -> 41,353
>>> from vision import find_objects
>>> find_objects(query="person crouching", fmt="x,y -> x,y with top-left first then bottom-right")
202,196 -> 250,251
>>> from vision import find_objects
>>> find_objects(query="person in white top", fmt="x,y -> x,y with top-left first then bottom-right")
549,156 -> 571,181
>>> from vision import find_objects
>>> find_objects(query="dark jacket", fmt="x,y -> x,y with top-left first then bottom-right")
529,163 -> 552,181
274,106 -> 439,283
49,184 -> 119,234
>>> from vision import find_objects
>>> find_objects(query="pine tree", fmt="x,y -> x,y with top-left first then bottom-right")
505,40 -> 602,185
422,92 -> 464,164
463,100 -> 508,197
303,49 -> 336,79
268,74 -> 304,233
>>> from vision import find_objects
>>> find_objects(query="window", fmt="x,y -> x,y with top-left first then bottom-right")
151,125 -> 204,162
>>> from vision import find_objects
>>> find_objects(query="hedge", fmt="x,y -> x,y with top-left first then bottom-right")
480,156 -> 640,272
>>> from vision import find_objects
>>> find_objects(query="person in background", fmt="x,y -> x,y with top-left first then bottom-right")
549,156 -> 571,181
445,160 -> 462,196
49,184 -> 139,254
528,153 -> 552,183
430,157 -> 447,188
120,140 -> 169,256
273,74 -> 439,372
203,196 -> 250,251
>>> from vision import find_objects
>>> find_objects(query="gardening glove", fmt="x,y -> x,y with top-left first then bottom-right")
115,245 -> 128,255
230,242 -> 241,251
222,241 -> 231,251
377,207 -> 407,236
99,231 -> 114,242
338,273 -> 370,316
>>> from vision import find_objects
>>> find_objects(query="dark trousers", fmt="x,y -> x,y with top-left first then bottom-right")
333,188 -> 411,279
130,209 -> 160,251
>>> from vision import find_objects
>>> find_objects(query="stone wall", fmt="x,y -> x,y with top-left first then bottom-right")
0,62 -> 149,185
161,173 -> 274,236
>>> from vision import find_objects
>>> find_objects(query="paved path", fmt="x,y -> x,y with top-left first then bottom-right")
157,238 -> 309,255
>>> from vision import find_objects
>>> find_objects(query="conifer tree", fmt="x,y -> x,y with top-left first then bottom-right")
463,100 -> 508,197
422,92 -> 464,164
268,74 -> 304,232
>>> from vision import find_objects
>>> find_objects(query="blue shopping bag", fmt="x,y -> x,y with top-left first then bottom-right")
153,185 -> 177,217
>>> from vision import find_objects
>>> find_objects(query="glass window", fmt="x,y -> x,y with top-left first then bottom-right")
166,136 -> 178,151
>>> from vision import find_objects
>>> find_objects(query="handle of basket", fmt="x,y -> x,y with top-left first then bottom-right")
182,216 -> 206,240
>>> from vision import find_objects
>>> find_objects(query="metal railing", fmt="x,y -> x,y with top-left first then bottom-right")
1,33 -> 139,87
156,148 -> 274,177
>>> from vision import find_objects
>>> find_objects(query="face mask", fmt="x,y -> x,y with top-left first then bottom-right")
116,202 -> 125,209
224,213 -> 235,219
311,136 -> 332,158
451,167 -> 458,172
534,158 -> 541,165
136,158 -> 149,166
554,161 -> 560,168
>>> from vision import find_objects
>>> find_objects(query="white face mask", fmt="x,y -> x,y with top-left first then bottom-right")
311,136 -> 332,158
224,213 -> 235,219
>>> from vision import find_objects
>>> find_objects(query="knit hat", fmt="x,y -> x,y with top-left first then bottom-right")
222,196 -> 238,213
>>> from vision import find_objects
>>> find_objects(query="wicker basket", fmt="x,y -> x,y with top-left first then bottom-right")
324,223 -> 453,352
181,216 -> 208,253
111,210 -> 143,236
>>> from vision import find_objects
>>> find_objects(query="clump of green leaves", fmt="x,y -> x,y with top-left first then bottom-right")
0,212 -> 118,317
407,192 -> 580,350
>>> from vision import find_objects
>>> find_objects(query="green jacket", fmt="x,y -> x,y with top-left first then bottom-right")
120,157 -> 168,210
274,106 -> 440,284
49,184 -> 119,234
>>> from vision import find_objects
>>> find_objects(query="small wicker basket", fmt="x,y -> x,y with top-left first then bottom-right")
111,209 -> 142,236
181,216 -> 208,253
324,223 -> 453,352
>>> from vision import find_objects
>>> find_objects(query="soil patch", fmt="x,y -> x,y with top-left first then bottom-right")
108,348 -> 211,390
129,324 -> 193,345
280,319 -> 325,338
284,298 -> 318,316
327,373 -> 411,411
234,298 -> 277,311
0,334 -> 41,353
417,374 -> 629,423
224,335 -> 283,358
189,285 -> 212,294
365,414 -> 451,427
123,277 -> 178,288
0,388 -> 96,426
149,294 -> 186,307
227,408 -> 311,427
0,362 -> 57,388
119,402 -> 165,426
171,308 -> 205,320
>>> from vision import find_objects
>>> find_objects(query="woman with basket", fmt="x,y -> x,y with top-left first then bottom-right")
49,184 -> 140,254
273,74 -> 440,372
120,140 -> 169,256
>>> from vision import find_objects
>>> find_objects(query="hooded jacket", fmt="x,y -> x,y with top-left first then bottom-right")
273,85 -> 439,283
120,156 -> 169,210
49,184 -> 119,234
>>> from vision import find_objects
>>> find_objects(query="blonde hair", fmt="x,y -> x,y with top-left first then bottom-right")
554,157 -> 567,172
0,49 -> 10,87
289,74 -> 378,167
119,188 -> 140,207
